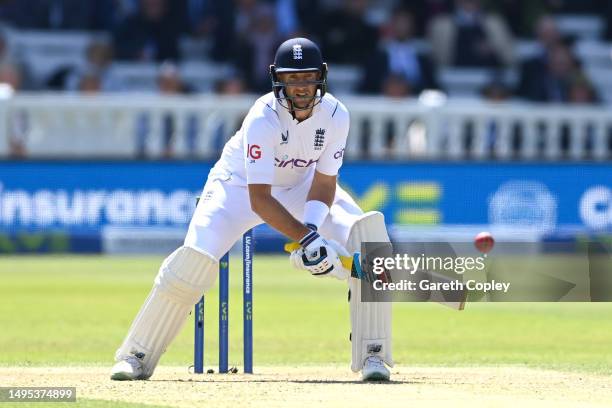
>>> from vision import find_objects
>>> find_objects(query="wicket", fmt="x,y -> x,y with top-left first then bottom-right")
193,229 -> 254,374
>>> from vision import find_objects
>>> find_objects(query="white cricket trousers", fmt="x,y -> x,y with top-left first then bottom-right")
184,173 -> 363,259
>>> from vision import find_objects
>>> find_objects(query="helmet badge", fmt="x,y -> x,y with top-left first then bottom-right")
292,44 -> 303,60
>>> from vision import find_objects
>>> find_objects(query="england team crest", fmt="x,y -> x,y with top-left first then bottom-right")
314,128 -> 325,150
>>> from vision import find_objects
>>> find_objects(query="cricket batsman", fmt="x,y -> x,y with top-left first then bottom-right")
111,37 -> 393,381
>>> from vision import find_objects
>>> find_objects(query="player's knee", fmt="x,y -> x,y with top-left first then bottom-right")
154,246 -> 218,304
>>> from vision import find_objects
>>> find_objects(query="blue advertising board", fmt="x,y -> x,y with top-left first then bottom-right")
339,162 -> 612,231
0,161 -> 610,252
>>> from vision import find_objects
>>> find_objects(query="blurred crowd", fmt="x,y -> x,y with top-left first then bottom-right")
0,0 -> 609,105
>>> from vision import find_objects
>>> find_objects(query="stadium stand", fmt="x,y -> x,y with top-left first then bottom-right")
0,0 -> 610,160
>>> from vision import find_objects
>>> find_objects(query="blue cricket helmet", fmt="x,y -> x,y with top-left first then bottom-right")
269,37 -> 328,111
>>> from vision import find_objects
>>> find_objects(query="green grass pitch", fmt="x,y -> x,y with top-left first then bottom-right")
1,255 -> 611,374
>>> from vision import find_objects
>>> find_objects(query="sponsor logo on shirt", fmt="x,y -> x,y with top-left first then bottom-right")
275,155 -> 318,168
333,148 -> 345,159
247,144 -> 261,162
281,130 -> 289,145
314,128 -> 325,150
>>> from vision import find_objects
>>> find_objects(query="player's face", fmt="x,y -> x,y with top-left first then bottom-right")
278,71 -> 319,109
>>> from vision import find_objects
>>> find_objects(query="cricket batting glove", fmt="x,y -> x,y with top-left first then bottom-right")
290,229 -> 350,280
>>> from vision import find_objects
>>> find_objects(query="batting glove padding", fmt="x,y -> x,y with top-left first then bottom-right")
291,233 -> 350,280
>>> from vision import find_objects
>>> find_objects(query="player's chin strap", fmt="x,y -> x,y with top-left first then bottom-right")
279,88 -> 322,116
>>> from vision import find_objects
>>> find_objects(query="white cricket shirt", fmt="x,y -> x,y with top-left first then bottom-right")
209,92 -> 349,188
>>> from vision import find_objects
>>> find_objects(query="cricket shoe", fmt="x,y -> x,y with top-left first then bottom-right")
361,356 -> 390,381
110,353 -> 145,381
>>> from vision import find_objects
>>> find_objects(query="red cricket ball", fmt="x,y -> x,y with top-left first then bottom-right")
474,231 -> 495,254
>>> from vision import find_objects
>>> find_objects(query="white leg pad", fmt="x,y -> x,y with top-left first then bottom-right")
115,246 -> 218,379
347,212 -> 393,372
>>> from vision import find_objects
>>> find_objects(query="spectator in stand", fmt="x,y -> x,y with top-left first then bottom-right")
234,0 -> 260,39
519,41 -> 580,103
0,62 -> 21,94
481,77 -> 511,102
397,0 -> 453,37
48,39 -> 117,92
516,15 -> 572,102
275,0 -> 299,36
0,30 -> 12,65
0,62 -> 29,157
381,74 -> 412,98
566,73 -> 599,155
208,75 -> 248,152
214,76 -> 247,95
315,0 -> 378,65
481,0 -> 548,37
535,14 -> 562,51
157,61 -> 186,94
0,27 -> 35,90
567,74 -> 598,105
113,0 -> 181,62
158,62 -> 185,158
360,8 -> 438,96
163,0 -> 235,39
77,71 -> 102,94
427,0 -> 514,67
7,107 -> 28,158
480,77 -> 512,157
80,40 -> 114,88
233,3 -> 282,93
180,0 -> 239,62
275,0 -> 322,37
136,62 -> 192,159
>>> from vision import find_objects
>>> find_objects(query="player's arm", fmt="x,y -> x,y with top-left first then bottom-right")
243,113 -> 311,241
249,172 -> 336,240
248,183 -> 310,241
299,170 -> 336,231
307,170 -> 336,207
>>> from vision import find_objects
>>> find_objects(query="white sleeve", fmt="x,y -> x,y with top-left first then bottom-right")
316,105 -> 349,176
243,111 -> 277,185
